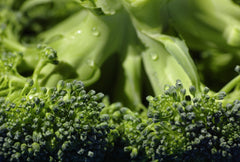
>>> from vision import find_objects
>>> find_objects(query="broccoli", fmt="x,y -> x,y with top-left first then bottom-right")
167,0 -> 240,52
1,0 -> 202,111
100,102 -> 149,161
0,44 -> 113,162
1,0 -> 240,161
1,9 -> 126,87
195,50 -> 240,91
166,0 -> 240,89
119,80 -> 240,161
219,65 -> 240,104
100,0 -> 200,89
0,44 -> 58,97
0,78 -> 114,161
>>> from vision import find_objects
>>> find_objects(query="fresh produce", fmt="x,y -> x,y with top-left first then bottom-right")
0,0 -> 240,161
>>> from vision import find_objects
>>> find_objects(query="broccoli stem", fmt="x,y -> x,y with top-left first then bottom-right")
32,59 -> 47,84
219,75 -> 240,93
1,38 -> 26,52
0,74 -> 26,98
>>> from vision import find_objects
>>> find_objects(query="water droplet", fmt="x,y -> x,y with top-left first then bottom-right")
76,30 -> 82,34
88,60 -> 95,67
91,27 -> 100,37
29,95 -> 33,100
150,52 -> 158,60
107,10 -> 116,15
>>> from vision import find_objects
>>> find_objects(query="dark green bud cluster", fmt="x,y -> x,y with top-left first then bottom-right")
101,103 -> 147,161
0,80 -> 111,162
123,81 -> 240,161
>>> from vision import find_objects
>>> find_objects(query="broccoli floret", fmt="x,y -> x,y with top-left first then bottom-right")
0,52 -> 25,96
0,80 -> 112,162
122,80 -> 240,161
0,44 -> 58,97
101,102 -> 147,161
0,43 -> 115,161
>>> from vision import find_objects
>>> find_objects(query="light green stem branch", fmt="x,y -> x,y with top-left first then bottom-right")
219,75 -> 240,93
2,38 -> 26,52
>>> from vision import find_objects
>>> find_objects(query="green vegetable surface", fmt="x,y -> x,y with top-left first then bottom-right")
0,0 -> 240,161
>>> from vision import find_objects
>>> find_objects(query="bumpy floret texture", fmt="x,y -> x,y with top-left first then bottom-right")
123,81 -> 240,161
101,102 -> 147,161
0,80 -> 111,162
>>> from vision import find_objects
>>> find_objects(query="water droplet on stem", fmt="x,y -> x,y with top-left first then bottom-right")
91,27 -> 100,37
150,52 -> 158,60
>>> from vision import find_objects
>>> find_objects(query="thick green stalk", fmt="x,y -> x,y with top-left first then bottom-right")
37,9 -> 127,87
167,0 -> 240,51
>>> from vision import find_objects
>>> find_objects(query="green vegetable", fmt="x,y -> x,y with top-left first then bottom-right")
168,0 -> 240,51
1,0 -> 240,161
1,0 -> 202,108
166,0 -> 240,89
0,78 -> 112,161
122,80 -> 240,161
0,46 -> 58,97
0,50 -> 113,161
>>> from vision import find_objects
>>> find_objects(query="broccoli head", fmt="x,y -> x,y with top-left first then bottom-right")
122,80 -> 240,161
0,80 -> 113,162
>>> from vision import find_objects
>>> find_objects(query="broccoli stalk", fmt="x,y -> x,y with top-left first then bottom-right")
220,65 -> 240,92
167,0 -> 240,52
219,65 -> 240,104
140,33 -> 201,95
1,8 -> 128,88
35,9 -> 127,87
112,22 -> 145,112
121,0 -> 201,95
